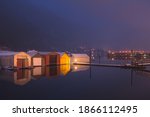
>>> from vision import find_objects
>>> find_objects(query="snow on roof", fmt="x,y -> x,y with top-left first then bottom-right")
0,51 -> 19,56
38,51 -> 50,55
57,52 -> 66,56
27,50 -> 38,53
27,50 -> 39,57
39,51 -> 66,56
71,54 -> 89,58
27,52 -> 38,57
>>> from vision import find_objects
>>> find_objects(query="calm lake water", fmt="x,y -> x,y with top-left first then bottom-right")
1,58 -> 150,100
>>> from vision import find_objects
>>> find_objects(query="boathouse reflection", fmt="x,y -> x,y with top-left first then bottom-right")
0,69 -> 31,86
0,65 -> 90,85
31,67 -> 45,79
60,65 -> 71,75
14,70 -> 31,85
45,66 -> 60,78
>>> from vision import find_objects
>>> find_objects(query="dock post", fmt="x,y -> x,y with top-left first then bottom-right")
98,49 -> 101,64
90,48 -> 92,65
131,69 -> 133,87
89,48 -> 92,79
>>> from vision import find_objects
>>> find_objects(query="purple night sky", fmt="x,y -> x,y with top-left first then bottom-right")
0,0 -> 150,51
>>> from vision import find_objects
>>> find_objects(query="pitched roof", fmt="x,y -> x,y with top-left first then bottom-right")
27,50 -> 39,57
38,51 -> 50,55
57,52 -> 66,56
71,54 -> 89,58
0,51 -> 19,56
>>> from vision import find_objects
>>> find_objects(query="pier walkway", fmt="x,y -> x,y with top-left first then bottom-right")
138,63 -> 150,66
73,62 -> 145,69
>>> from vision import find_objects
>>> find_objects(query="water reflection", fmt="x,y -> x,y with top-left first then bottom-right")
1,63 -> 150,88
32,67 -> 45,78
2,63 -> 150,99
45,66 -> 60,78
130,69 -> 133,87
71,65 -> 89,72
0,65 -> 89,85
125,69 -> 150,88
135,69 -> 150,78
0,70 -> 31,86
14,70 -> 31,86
60,65 -> 71,75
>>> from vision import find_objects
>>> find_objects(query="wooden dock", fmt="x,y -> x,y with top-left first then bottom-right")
138,63 -> 150,66
73,62 -> 145,69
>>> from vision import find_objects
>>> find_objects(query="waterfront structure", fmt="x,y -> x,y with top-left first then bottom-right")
0,50 -> 89,69
71,54 -> 90,64
39,51 -> 70,65
107,50 -> 150,64
49,52 -> 60,65
107,50 -> 150,59
38,52 -> 50,66
58,52 -> 70,65
0,51 -> 31,69
39,52 -> 60,66
27,50 -> 45,67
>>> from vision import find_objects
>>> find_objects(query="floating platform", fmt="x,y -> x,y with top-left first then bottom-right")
73,62 -> 145,69
1,66 -> 34,71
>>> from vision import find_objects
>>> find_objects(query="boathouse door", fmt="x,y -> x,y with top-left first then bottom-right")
17,59 -> 28,68
33,58 -> 42,66
49,55 -> 57,65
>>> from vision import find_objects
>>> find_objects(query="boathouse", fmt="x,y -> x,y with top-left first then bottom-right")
27,50 -> 45,67
39,52 -> 60,65
39,51 -> 70,65
0,51 -> 31,69
49,52 -> 60,65
38,52 -> 49,66
58,52 -> 70,65
71,54 -> 90,64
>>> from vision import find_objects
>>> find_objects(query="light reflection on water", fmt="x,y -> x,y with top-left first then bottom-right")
1,62 -> 150,99
0,65 -> 89,86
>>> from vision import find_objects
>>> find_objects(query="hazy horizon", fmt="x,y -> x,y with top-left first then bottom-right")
0,0 -> 150,51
